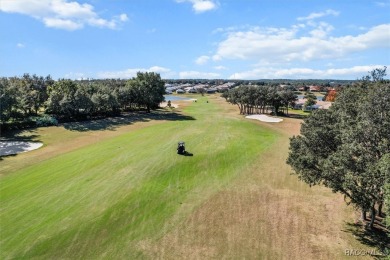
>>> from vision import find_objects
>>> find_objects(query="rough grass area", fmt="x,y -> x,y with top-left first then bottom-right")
0,95 -> 381,259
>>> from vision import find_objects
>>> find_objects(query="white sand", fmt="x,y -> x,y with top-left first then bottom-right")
245,114 -> 283,123
160,102 -> 179,108
160,99 -> 197,108
0,141 -> 43,156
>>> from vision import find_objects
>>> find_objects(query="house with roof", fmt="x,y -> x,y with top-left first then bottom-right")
206,88 -> 217,94
309,85 -> 321,92
187,87 -> 197,93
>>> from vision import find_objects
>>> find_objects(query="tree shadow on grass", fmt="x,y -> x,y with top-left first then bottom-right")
281,113 -> 309,120
0,128 -> 41,141
343,221 -> 390,258
63,110 -> 196,132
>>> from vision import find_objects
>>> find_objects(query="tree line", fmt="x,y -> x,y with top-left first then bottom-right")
221,85 -> 298,115
287,68 -> 389,234
0,72 -> 165,130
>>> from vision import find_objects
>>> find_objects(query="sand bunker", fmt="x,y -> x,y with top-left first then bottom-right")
160,99 -> 197,108
160,102 -> 179,108
245,114 -> 283,123
0,141 -> 43,156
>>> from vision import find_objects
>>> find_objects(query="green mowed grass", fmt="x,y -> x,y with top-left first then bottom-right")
1,96 -> 279,259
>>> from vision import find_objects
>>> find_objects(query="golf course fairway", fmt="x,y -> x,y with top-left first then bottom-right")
0,95 -> 374,259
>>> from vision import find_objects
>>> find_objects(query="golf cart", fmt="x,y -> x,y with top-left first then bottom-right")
177,141 -> 186,155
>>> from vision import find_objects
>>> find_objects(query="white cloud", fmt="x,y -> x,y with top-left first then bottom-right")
149,66 -> 171,73
375,1 -> 390,7
147,28 -> 157,34
179,71 -> 220,79
176,0 -> 218,13
214,65 -> 227,70
64,72 -> 87,80
228,65 -> 389,80
212,23 -> 390,63
195,55 -> 210,65
297,9 -> 339,21
308,22 -> 334,38
16,43 -> 25,48
119,13 -> 129,22
88,17 -> 116,29
192,0 -> 217,13
43,17 -> 83,30
0,0 -> 128,30
97,66 -> 172,79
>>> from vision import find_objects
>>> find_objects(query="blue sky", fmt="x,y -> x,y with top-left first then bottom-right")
1,0 -> 389,80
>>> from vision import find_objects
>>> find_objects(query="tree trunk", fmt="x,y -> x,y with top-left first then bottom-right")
377,202 -> 383,217
361,209 -> 366,221
236,104 -> 241,114
369,205 -> 376,229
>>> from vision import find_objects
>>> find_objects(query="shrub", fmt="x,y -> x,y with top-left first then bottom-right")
29,114 -> 58,127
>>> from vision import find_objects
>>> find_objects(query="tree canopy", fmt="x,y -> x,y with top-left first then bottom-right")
1,72 -> 166,131
222,85 -> 297,115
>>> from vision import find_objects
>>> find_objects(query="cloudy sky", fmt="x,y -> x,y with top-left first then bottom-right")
1,0 -> 389,80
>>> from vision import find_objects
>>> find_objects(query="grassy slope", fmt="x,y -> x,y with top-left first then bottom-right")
1,96 -> 279,259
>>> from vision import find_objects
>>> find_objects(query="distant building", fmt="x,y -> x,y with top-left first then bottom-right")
187,88 -> 197,93
193,84 -> 209,90
206,88 -> 217,94
298,86 -> 307,91
309,85 -> 321,92
216,82 -> 235,92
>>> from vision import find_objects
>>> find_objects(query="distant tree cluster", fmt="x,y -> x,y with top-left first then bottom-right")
164,78 -> 354,88
221,85 -> 297,115
287,68 -> 390,231
1,72 -> 165,131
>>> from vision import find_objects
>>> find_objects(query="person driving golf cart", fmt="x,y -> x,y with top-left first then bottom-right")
177,141 -> 185,155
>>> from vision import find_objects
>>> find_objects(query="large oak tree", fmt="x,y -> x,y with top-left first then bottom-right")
287,70 -> 390,229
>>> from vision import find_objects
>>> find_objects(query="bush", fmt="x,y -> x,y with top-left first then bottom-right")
0,114 -> 58,132
29,114 -> 58,127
